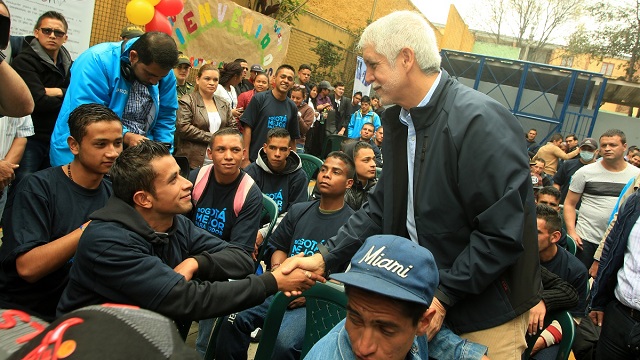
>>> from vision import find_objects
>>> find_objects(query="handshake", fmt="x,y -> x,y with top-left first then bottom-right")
271,253 -> 327,296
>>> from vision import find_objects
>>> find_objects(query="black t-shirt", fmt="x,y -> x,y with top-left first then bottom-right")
270,201 -> 354,258
541,246 -> 589,317
244,163 -> 308,213
553,158 -> 587,204
0,167 -> 112,320
240,91 -> 300,162
189,170 -> 262,253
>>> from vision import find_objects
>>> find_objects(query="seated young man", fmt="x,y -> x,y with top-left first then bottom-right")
57,141 -> 321,322
215,151 -> 356,360
244,127 -> 308,248
0,103 -> 122,320
357,123 -> 382,167
188,128 -> 263,356
306,235 -> 489,360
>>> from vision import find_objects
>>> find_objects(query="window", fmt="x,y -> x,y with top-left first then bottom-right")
560,56 -> 574,67
600,62 -> 615,76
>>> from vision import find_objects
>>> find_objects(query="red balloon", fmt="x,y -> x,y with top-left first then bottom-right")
145,10 -> 172,35
155,0 -> 183,17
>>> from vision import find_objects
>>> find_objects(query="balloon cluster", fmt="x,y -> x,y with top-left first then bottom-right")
125,0 -> 183,35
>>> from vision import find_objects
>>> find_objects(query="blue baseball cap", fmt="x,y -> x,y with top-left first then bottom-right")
331,235 -> 439,306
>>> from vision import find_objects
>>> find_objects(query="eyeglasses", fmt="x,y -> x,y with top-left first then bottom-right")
39,28 -> 66,38
293,84 -> 305,89
242,67 -> 249,71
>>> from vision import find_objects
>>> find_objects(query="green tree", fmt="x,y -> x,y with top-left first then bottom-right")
566,1 -> 640,82
309,40 -> 344,84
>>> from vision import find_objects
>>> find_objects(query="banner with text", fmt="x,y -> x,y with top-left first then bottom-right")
171,0 -> 291,77
5,0 -> 95,59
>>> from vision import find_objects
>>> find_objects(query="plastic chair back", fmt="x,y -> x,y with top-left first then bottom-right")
565,234 -> 577,255
254,282 -> 347,360
299,153 -> 323,182
523,311 -> 575,360
321,135 -> 349,159
255,194 -> 279,271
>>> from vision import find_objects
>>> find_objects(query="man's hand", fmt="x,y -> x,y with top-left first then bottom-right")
568,230 -> 583,250
174,258 -> 199,281
288,297 -> 306,309
271,256 -> 325,296
425,297 -> 446,341
253,232 -> 264,261
589,260 -> 599,279
589,310 -> 604,326
528,300 -> 546,335
124,132 -> 148,147
530,336 -> 546,356
0,160 -> 18,189
337,129 -> 345,136
44,87 -> 64,98
279,253 -> 326,296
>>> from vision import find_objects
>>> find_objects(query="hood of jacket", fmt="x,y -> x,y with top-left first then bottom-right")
254,147 -> 302,175
23,35 -> 72,75
90,196 -> 176,245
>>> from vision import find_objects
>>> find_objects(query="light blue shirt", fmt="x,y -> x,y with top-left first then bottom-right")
399,72 -> 442,243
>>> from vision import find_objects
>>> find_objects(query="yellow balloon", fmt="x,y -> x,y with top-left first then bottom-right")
126,0 -> 155,26
143,0 -> 161,6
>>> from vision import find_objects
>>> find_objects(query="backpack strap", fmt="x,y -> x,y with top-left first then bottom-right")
233,173 -> 256,217
192,164 -> 213,204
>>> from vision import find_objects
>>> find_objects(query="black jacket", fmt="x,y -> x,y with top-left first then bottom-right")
325,70 -> 541,333
57,197 -> 277,321
12,36 -> 72,142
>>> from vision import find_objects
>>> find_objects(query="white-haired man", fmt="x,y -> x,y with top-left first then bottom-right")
282,11 -> 541,360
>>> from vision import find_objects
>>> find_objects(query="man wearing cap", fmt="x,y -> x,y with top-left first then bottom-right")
49,32 -> 179,166
174,53 -> 193,99
120,25 -> 144,40
249,64 -> 264,84
564,129 -> 640,270
345,95 -> 381,139
305,235 -> 489,360
552,138 -> 598,204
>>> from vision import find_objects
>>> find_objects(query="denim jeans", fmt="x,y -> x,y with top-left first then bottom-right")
195,318 -> 215,357
214,295 -> 305,360
596,300 -> 640,360
10,138 -> 50,196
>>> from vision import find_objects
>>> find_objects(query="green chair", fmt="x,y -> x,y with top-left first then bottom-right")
565,234 -> 577,255
376,167 -> 382,179
523,311 -> 575,360
254,281 -> 348,360
321,134 -> 349,159
255,194 -> 279,271
299,153 -> 323,182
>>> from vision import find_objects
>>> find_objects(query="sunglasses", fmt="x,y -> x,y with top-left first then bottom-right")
39,27 -> 66,38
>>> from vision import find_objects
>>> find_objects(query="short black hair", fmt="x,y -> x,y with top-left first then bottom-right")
210,127 -> 243,147
266,127 -> 291,142
68,104 -> 121,144
111,141 -> 170,206
549,133 -> 563,142
298,64 -> 311,71
234,58 -> 247,63
361,123 -> 375,131
565,133 -> 577,141
627,145 -> 639,155
345,285 -> 428,326
353,91 -> 362,97
360,96 -> 371,104
600,129 -> 627,144
276,64 -> 295,76
326,151 -> 355,179
536,204 -> 562,234
35,11 -> 68,32
538,186 -> 561,201
333,81 -> 344,88
129,32 -> 179,69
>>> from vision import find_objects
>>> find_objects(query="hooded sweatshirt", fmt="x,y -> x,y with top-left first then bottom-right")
244,148 -> 308,213
12,36 -> 72,142
57,197 -> 278,321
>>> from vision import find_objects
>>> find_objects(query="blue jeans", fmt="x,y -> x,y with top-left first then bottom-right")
196,318 -> 215,357
10,138 -> 50,192
214,295 -> 305,360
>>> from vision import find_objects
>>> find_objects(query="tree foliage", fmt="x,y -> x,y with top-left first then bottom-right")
566,1 -> 640,81
309,40 -> 344,84
479,0 -> 584,61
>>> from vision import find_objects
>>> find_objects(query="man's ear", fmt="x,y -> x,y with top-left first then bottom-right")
129,50 -> 138,64
206,147 -> 213,160
550,230 -> 562,244
416,307 -> 436,336
67,136 -> 79,156
345,178 -> 354,189
133,190 -> 152,209
399,47 -> 416,71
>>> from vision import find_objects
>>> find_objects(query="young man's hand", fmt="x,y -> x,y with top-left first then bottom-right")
174,258 -> 199,281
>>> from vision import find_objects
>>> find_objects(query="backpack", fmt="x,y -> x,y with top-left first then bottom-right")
191,164 -> 256,217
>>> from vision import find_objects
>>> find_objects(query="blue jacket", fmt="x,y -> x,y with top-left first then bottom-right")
347,109 -> 381,138
590,190 -> 640,311
49,38 -> 178,166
